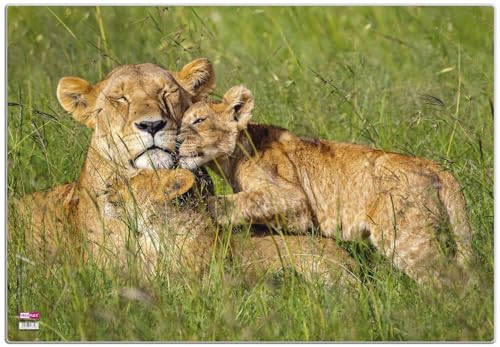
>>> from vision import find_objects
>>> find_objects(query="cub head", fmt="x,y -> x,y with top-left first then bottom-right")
177,85 -> 254,170
110,168 -> 196,207
57,59 -> 216,172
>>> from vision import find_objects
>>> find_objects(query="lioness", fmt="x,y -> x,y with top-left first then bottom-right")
177,85 -> 474,284
11,61 -> 357,284
13,59 -> 219,275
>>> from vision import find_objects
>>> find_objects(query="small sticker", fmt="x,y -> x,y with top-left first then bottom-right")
19,311 -> 40,320
19,321 -> 39,330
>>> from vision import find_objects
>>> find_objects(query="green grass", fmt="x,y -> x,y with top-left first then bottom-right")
7,6 -> 493,341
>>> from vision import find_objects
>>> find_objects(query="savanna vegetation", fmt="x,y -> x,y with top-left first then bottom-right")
7,6 -> 493,341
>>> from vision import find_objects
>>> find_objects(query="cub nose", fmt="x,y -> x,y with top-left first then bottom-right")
135,120 -> 166,136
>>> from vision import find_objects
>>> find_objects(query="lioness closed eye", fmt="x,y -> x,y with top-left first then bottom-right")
177,85 -> 474,285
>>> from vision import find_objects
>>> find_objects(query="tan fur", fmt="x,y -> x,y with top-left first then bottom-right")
232,227 -> 359,286
11,63 -> 357,284
12,59 -> 217,275
178,85 -> 474,285
12,183 -> 78,263
110,170 -> 359,285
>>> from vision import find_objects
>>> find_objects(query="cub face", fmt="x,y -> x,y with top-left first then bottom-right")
178,85 -> 254,170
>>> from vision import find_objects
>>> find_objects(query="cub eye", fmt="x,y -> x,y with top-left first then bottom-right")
192,117 -> 207,125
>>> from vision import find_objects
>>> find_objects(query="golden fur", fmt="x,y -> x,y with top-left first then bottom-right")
12,59 -> 218,275
11,62 -> 356,284
111,170 -> 358,285
178,85 -> 474,285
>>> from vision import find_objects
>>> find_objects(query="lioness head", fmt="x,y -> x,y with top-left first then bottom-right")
177,85 -> 254,170
57,59 -> 216,171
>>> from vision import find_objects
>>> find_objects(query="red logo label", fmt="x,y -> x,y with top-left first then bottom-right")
19,311 -> 40,320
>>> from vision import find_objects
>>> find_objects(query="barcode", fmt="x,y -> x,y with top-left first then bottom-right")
18,321 -> 39,330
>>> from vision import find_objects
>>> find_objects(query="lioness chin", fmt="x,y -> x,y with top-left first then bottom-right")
177,85 -> 474,286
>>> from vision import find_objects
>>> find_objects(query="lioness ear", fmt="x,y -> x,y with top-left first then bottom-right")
174,58 -> 216,102
223,85 -> 254,130
56,77 -> 97,128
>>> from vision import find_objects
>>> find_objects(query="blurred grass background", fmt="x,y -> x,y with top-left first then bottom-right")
7,6 -> 493,341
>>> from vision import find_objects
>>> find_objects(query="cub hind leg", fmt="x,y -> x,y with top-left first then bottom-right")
366,204 -> 467,286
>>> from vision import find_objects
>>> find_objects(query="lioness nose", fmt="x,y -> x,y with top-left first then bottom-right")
135,120 -> 166,136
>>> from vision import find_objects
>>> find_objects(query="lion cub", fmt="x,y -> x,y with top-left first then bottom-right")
104,169 -> 360,286
178,85 -> 473,284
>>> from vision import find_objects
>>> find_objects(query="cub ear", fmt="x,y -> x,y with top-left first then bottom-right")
223,85 -> 254,130
110,169 -> 195,206
56,77 -> 97,128
174,58 -> 216,102
162,169 -> 196,200
142,169 -> 195,200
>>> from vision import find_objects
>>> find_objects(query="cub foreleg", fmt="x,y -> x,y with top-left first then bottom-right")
208,185 -> 314,233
